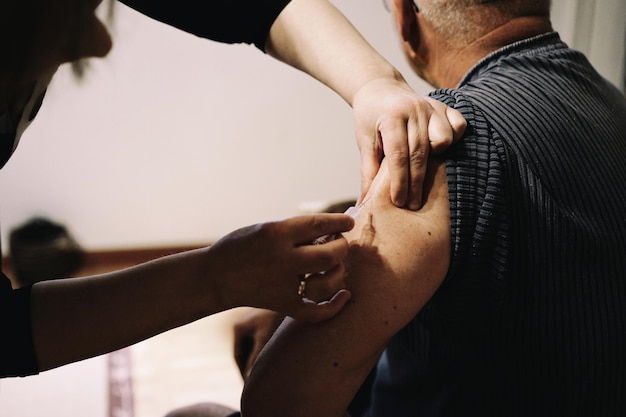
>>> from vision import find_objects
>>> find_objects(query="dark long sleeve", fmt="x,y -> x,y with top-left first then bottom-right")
117,0 -> 291,51
0,273 -> 38,377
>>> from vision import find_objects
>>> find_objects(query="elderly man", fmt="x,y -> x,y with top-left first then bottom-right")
242,0 -> 626,416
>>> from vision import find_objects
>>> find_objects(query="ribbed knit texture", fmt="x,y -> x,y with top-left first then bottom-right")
367,33 -> 626,417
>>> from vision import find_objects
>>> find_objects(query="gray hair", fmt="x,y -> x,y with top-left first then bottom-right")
418,0 -> 551,44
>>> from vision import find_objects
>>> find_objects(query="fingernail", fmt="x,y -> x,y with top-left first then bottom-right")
409,199 -> 422,210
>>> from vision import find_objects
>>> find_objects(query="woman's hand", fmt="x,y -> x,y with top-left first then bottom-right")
209,213 -> 354,322
353,77 -> 466,209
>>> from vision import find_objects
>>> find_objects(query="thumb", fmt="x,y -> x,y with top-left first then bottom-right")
360,152 -> 380,204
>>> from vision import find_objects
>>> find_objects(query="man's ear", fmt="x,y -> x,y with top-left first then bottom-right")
393,0 -> 419,43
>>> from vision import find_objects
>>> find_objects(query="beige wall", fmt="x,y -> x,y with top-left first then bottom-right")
0,0 -> 623,254
552,0 -> 625,91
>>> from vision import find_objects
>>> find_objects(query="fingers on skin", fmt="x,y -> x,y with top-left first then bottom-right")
290,254 -> 350,323
358,130 -> 384,204
294,236 -> 350,275
359,159 -> 392,211
296,289 -> 352,323
301,264 -> 347,302
378,97 -> 437,209
379,118 -> 411,207
288,214 -> 355,246
405,105 -> 431,210
359,151 -> 381,205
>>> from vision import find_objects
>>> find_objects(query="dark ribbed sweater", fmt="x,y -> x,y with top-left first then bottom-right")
367,32 -> 626,417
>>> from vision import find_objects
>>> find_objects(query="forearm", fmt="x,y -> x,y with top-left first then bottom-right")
30,247 -> 221,371
266,0 -> 404,105
242,309 -> 386,417
29,213 -> 356,372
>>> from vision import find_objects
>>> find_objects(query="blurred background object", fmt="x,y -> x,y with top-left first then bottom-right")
9,216 -> 84,287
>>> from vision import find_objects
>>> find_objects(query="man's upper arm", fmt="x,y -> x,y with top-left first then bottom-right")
242,158 -> 451,417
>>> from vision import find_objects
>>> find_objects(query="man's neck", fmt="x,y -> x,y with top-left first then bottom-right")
433,16 -> 552,88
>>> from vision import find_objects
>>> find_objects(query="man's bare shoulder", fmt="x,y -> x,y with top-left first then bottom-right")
342,157 -> 451,338
242,159 -> 452,417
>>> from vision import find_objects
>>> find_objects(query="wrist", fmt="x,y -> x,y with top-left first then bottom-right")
350,69 -> 410,108
194,246 -> 235,314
